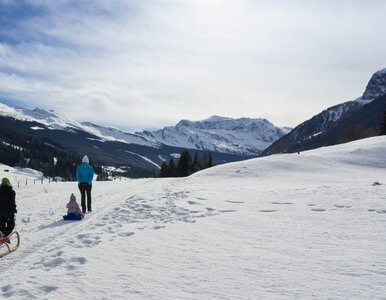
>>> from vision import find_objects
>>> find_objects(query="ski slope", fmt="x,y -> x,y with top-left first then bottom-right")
1,137 -> 386,299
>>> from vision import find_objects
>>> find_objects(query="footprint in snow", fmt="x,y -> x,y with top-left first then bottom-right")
334,204 -> 345,208
367,208 -> 386,214
219,210 -> 237,213
21,217 -> 30,224
271,202 -> 293,205
65,256 -> 87,271
39,286 -> 58,294
76,234 -> 101,248
196,197 -> 207,201
226,200 -> 244,204
259,209 -> 278,213
311,208 -> 326,212
119,232 -> 134,237
1,285 -> 13,293
153,225 -> 165,230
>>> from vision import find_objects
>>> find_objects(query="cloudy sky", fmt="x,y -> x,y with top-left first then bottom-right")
0,0 -> 385,131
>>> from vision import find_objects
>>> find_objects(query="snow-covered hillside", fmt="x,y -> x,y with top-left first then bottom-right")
139,116 -> 290,155
1,136 -> 385,299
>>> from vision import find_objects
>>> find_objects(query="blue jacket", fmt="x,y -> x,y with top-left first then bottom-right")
76,162 -> 94,185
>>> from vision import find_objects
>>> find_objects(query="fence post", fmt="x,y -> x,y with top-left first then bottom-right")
18,181 -> 20,188
25,179 -> 27,186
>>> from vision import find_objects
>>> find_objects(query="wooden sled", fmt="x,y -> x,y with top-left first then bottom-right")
0,231 -> 20,258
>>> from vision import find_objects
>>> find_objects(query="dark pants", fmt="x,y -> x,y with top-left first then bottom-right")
0,213 -> 15,236
78,183 -> 92,212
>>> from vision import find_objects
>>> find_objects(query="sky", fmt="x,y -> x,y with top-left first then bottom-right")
0,0 -> 385,132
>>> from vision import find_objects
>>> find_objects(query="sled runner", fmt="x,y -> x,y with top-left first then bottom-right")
0,231 -> 20,258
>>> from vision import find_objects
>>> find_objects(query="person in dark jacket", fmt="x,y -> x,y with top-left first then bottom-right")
0,177 -> 17,237
76,155 -> 94,213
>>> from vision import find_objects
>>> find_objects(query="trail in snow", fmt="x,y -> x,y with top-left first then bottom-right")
0,136 -> 386,299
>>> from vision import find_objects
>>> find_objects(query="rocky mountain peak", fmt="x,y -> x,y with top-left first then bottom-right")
362,68 -> 386,100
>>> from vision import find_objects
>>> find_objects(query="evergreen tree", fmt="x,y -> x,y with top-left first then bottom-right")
176,150 -> 192,177
207,152 -> 213,168
379,110 -> 386,135
168,159 -> 175,177
190,152 -> 201,173
159,162 -> 169,177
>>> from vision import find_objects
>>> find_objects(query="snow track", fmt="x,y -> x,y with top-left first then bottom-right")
0,180 -> 148,271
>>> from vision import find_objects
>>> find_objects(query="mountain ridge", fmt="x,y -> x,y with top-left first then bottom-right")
263,67 -> 386,155
138,116 -> 290,155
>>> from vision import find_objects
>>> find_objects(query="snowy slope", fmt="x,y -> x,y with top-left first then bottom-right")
139,116 -> 290,155
0,104 -> 85,131
1,136 -> 385,299
0,103 -> 160,147
80,122 -> 160,147
0,164 -> 45,184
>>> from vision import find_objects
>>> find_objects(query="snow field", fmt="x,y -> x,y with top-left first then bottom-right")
0,136 -> 386,299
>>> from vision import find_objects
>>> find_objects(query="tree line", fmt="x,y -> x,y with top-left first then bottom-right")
0,137 -> 81,180
159,150 -> 213,177
380,110 -> 386,135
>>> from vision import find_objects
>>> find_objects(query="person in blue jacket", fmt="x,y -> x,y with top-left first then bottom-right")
76,155 -> 94,213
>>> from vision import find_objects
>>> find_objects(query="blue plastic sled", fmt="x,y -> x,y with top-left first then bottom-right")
63,213 -> 84,221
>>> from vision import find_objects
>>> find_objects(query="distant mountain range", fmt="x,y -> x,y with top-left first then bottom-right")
0,103 -> 288,177
0,103 -> 288,156
137,116 -> 290,156
263,68 -> 386,155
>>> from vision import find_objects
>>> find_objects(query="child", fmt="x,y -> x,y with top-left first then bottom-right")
63,193 -> 84,220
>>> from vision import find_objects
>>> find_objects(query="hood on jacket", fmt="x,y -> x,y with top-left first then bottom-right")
1,177 -> 11,187
82,155 -> 89,164
70,193 -> 76,202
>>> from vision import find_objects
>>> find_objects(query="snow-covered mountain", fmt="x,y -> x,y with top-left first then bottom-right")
0,103 -> 288,156
0,102 -> 271,176
80,122 -> 160,148
0,103 -> 160,147
360,67 -> 386,101
1,136 -> 385,298
263,67 -> 386,155
310,67 -> 386,133
138,116 -> 290,155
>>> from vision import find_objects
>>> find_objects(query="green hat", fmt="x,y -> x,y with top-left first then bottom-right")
1,177 -> 11,186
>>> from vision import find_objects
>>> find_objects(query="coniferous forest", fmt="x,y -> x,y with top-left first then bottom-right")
158,150 -> 213,177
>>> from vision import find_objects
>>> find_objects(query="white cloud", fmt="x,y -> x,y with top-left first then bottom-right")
0,0 -> 386,131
